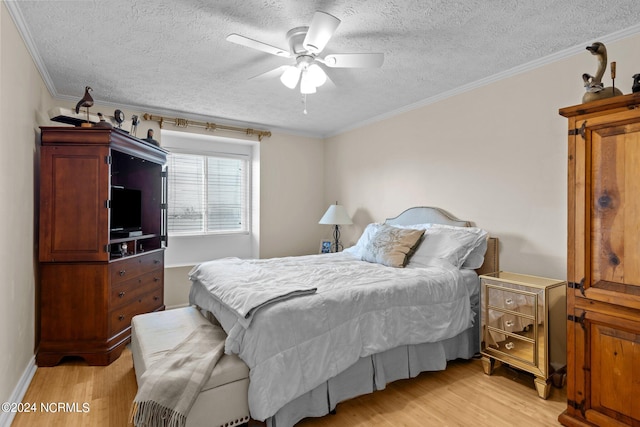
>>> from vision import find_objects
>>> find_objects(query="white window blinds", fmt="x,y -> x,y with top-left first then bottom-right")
167,152 -> 249,234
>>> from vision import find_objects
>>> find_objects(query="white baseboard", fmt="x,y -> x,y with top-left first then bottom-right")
0,356 -> 37,427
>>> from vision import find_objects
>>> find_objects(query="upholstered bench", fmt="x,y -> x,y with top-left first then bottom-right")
131,306 -> 250,427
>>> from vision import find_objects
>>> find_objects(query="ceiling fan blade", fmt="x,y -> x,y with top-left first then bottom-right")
323,53 -> 384,68
226,34 -> 291,58
249,65 -> 289,81
303,11 -> 340,54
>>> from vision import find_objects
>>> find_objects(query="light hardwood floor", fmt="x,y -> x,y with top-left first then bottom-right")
12,349 -> 565,426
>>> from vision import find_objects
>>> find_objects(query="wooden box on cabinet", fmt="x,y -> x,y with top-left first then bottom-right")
37,127 -> 167,366
559,93 -> 640,427
480,271 -> 566,399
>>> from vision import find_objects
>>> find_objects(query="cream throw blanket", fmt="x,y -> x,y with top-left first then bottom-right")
132,324 -> 226,427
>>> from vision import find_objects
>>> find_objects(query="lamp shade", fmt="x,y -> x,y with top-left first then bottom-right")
319,204 -> 353,225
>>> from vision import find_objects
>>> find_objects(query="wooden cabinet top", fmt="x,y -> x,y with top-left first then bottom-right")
559,92 -> 640,118
40,126 -> 167,163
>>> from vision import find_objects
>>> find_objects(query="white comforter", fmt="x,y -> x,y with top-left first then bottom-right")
188,252 -> 473,421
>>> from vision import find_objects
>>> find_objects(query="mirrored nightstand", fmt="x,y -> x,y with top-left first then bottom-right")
480,271 -> 566,399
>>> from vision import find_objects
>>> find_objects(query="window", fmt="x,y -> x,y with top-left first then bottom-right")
167,152 -> 249,235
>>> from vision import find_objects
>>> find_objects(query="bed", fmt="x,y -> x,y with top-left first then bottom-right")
188,207 -> 499,427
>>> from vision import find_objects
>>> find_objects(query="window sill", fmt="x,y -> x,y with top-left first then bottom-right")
168,230 -> 250,238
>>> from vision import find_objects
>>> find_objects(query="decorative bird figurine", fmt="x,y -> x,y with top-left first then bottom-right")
633,74 -> 640,93
94,112 -> 112,128
582,73 -> 603,93
582,42 -> 623,103
75,86 -> 94,126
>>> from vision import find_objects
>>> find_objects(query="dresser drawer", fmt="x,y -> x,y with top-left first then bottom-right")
110,251 -> 163,284
109,289 -> 163,336
110,269 -> 163,310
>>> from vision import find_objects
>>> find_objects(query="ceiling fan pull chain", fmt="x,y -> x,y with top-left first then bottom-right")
303,94 -> 308,115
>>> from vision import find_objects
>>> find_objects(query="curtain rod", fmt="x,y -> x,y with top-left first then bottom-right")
142,113 -> 271,141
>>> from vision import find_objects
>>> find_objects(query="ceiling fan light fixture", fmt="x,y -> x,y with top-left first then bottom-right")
300,71 -> 317,94
280,65 -> 301,89
306,63 -> 327,87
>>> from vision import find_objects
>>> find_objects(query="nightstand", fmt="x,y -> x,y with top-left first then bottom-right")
480,271 -> 566,399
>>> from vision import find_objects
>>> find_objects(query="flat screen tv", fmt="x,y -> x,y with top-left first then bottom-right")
110,186 -> 142,232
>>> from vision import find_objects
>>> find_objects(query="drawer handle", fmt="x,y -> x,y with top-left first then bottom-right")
154,277 -> 160,282
118,314 -> 125,321
118,291 -> 125,298
154,259 -> 160,264
505,298 -> 514,305
504,342 -> 515,350
154,296 -> 159,301
505,320 -> 514,327
119,270 -> 126,276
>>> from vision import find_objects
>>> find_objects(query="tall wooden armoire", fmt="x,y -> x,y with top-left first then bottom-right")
559,93 -> 640,426
37,127 -> 168,366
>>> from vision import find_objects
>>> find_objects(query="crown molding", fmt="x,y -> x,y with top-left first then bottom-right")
327,23 -> 640,139
4,0 -> 58,97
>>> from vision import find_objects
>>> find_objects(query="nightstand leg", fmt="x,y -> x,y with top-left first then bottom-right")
534,376 -> 551,399
481,356 -> 495,375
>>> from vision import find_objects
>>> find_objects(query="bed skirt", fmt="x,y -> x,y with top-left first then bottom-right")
265,321 -> 479,427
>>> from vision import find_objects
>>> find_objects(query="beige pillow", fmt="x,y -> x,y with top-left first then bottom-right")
362,225 -> 425,268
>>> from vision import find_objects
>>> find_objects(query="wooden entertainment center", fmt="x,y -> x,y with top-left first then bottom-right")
37,127 -> 167,366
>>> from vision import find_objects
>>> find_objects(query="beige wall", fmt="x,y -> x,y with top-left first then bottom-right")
0,1 -> 54,405
259,131 -> 326,259
325,32 -> 640,280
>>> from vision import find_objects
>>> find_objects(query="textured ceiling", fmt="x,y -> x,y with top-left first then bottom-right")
7,0 -> 640,137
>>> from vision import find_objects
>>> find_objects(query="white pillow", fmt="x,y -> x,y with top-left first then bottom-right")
342,223 -> 382,258
408,224 -> 488,269
344,222 -> 488,269
462,235 -> 488,269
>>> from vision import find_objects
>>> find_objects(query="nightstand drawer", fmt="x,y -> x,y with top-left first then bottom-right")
485,283 -> 537,311
484,329 -> 535,365
487,308 -> 534,334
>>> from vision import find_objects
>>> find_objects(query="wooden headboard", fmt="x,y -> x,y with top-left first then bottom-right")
384,206 -> 499,275
476,237 -> 499,276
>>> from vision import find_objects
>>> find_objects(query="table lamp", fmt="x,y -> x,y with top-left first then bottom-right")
318,202 -> 353,252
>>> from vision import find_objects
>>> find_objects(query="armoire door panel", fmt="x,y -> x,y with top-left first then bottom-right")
590,132 -> 625,286
590,128 -> 640,289
589,320 -> 640,424
40,145 -> 110,262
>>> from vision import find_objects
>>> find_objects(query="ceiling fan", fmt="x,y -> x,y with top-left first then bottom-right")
226,11 -> 384,95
